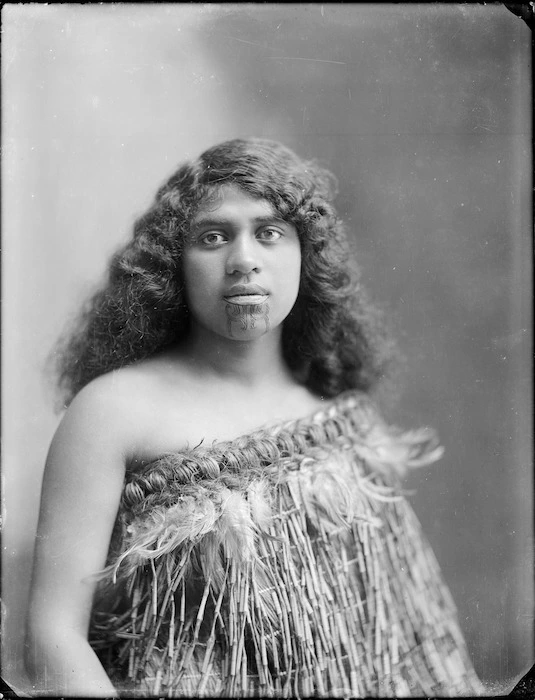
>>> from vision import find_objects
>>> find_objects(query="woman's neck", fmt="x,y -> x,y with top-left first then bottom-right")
175,324 -> 293,389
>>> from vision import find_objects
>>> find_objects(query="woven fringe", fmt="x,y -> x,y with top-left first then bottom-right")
89,391 -> 483,697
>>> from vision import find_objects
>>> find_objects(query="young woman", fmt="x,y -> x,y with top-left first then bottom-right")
25,138 -> 484,697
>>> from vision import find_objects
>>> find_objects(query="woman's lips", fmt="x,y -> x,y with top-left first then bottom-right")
223,284 -> 269,305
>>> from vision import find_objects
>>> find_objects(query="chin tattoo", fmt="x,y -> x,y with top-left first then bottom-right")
225,302 -> 270,337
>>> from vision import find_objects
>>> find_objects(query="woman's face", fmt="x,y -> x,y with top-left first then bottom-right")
182,184 -> 301,343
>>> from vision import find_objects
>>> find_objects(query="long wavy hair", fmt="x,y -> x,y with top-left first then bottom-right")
52,138 -> 395,407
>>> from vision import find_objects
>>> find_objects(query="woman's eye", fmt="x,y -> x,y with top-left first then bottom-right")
257,228 -> 282,242
200,232 -> 226,246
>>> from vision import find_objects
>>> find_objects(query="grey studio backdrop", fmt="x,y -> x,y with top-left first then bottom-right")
2,3 -> 532,694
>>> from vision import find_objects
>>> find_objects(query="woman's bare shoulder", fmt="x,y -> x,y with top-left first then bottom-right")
67,355 -> 191,415
49,372 -> 143,469
58,357 -> 199,465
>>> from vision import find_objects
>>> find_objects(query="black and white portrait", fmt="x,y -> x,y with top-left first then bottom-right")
2,4 -> 532,697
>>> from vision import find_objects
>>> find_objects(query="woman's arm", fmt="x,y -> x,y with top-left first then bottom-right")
25,380 -> 130,697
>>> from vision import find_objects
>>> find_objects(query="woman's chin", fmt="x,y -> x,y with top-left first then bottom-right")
223,302 -> 272,340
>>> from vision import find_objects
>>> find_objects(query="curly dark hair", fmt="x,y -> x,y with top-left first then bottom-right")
52,137 -> 395,407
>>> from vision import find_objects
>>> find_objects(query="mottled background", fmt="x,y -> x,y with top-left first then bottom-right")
2,3 -> 532,694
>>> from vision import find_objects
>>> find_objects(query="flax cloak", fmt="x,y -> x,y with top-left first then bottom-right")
89,390 -> 484,697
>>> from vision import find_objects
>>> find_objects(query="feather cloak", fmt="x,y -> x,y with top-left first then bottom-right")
89,391 -> 483,697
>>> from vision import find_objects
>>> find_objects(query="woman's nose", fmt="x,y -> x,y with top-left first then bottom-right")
225,234 -> 260,275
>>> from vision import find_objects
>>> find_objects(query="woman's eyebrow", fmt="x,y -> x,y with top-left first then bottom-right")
252,215 -> 288,225
191,215 -> 287,230
190,217 -> 230,231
